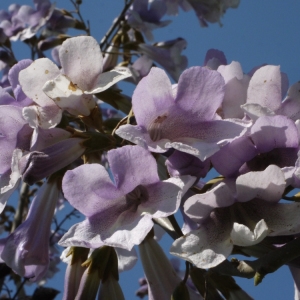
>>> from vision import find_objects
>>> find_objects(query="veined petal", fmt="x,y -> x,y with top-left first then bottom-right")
175,66 -> 224,121
58,220 -> 106,249
241,103 -> 275,121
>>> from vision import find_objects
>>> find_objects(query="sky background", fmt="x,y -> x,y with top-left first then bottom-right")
1,0 -> 300,299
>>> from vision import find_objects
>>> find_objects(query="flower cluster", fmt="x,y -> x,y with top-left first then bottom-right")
1,0 -> 300,300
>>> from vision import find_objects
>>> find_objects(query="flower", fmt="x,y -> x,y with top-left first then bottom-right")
59,145 -> 194,250
19,36 -> 131,128
170,165 -> 300,268
116,66 -> 249,161
0,179 -> 60,281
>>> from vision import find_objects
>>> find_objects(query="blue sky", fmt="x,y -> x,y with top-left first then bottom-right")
1,0 -> 300,299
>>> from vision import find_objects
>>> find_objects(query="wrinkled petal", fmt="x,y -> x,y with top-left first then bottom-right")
184,182 -> 234,223
85,67 -> 132,94
251,115 -> 299,152
19,58 -> 60,107
170,210 -> 233,269
115,247 -> 138,272
43,74 -> 95,116
230,220 -> 268,246
22,104 -> 62,129
236,165 -> 286,202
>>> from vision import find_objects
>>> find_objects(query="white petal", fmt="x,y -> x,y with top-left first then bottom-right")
247,65 -> 282,111
236,165 -> 285,202
19,58 -> 60,107
241,103 -> 275,121
230,220 -> 268,246
43,74 -> 95,116
170,213 -> 233,269
1,149 -> 22,194
115,247 -> 138,272
59,36 -> 103,91
85,67 -> 132,94
22,105 -> 62,129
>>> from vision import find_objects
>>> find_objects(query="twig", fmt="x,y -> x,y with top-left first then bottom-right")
50,208 -> 78,244
70,0 -> 90,35
12,278 -> 27,300
100,0 -> 134,51
211,237 -> 300,285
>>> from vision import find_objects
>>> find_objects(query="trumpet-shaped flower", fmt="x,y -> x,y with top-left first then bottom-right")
170,165 -> 300,268
59,145 -> 194,250
116,66 -> 249,161
19,36 -> 131,128
0,179 -> 60,281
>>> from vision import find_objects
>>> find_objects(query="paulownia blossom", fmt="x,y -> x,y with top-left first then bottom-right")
170,165 -> 300,268
59,145 -> 194,250
19,35 -> 131,129
211,65 -> 300,177
116,66 -> 249,161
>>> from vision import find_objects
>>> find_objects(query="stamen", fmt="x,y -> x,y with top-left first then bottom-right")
148,114 -> 168,142
126,185 -> 149,212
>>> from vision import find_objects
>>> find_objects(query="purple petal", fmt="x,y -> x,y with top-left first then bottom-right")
211,135 -> 258,177
8,59 -> 32,91
175,66 -> 224,121
62,164 -> 122,217
108,145 -> 159,194
251,115 -> 299,152
132,67 -> 174,129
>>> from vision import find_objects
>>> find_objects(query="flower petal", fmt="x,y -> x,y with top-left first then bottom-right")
85,67 -> 132,94
247,65 -> 282,111
19,58 -> 60,107
59,36 -> 103,91
230,219 -> 268,246
170,210 -> 233,269
108,145 -> 159,194
175,66 -> 224,121
236,165 -> 286,202
43,74 -> 95,116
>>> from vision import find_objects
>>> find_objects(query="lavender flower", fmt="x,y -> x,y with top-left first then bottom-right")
116,66 -> 249,161
59,145 -> 194,250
